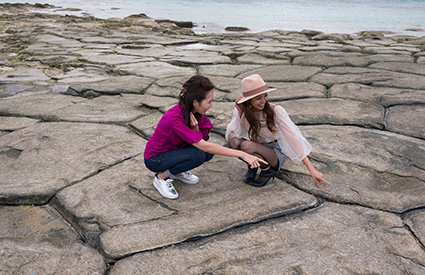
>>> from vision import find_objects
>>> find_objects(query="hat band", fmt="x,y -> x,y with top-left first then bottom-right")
243,85 -> 269,98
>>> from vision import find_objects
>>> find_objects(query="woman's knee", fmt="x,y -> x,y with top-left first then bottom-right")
229,138 -> 242,149
240,140 -> 256,153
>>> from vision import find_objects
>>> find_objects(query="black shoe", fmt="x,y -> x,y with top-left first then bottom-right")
243,167 -> 258,183
247,167 -> 277,187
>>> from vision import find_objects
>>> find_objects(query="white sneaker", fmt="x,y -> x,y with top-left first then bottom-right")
153,176 -> 178,199
170,171 -> 199,184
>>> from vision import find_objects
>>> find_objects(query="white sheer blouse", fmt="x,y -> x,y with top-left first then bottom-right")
225,103 -> 312,164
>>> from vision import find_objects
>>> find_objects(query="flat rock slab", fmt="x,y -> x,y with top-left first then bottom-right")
198,64 -> 265,77
281,125 -> 425,212
239,65 -> 323,82
110,202 -> 425,274
90,156 -> 318,259
312,67 -> 425,89
0,122 -> 145,204
79,53 -> 153,65
0,93 -> 148,123
293,52 -> 370,67
369,61 -> 425,75
160,50 -> 232,65
279,98 -> 385,128
330,83 -> 425,107
0,68 -> 51,85
0,116 -> 40,131
116,61 -> 195,78
67,75 -> 154,96
53,67 -> 110,84
0,205 -> 105,274
386,104 -> 425,139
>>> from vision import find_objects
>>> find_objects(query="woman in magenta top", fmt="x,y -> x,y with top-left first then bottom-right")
144,75 -> 266,199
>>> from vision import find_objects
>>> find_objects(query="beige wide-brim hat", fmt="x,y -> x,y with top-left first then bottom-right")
237,74 -> 276,104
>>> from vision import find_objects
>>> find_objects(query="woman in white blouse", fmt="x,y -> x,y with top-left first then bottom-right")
226,74 -> 330,187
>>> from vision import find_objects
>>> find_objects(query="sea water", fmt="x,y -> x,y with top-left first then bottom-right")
2,0 -> 425,36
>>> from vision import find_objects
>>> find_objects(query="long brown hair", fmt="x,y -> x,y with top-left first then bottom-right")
241,100 -> 277,142
178,75 -> 215,127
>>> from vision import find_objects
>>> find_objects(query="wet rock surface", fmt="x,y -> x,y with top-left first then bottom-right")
1,4 -> 424,274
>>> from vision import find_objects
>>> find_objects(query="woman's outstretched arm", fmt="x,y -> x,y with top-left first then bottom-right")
302,156 -> 330,186
193,139 -> 267,168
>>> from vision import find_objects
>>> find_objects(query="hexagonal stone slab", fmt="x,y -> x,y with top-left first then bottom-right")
281,125 -> 425,212
116,61 -> 195,78
330,83 -> 425,107
311,67 -> 425,89
96,156 -> 317,259
0,93 -> 148,123
0,116 -> 40,131
67,75 -> 154,96
0,122 -> 145,204
0,205 -> 105,274
239,65 -> 323,82
279,98 -> 384,129
110,202 -> 425,274
386,104 -> 425,139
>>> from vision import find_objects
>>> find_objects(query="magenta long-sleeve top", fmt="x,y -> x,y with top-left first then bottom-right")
144,104 -> 213,160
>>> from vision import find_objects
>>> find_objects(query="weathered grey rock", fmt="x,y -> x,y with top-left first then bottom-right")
52,156 -> 174,246
239,65 -> 323,82
110,202 -> 425,274
366,54 -> 414,63
386,104 -> 425,139
138,94 -> 178,112
0,93 -> 148,123
67,75 -> 154,96
53,67 -> 110,83
79,53 -> 153,65
281,125 -> 425,212
134,35 -> 197,46
160,50 -> 232,65
79,36 -> 132,44
330,83 -> 425,107
279,98 -> 385,128
404,209 -> 425,245
0,116 -> 40,131
35,34 -> 86,48
312,67 -> 425,89
293,53 -> 370,67
0,122 -> 145,204
116,46 -> 176,58
237,52 -> 291,65
129,111 -> 163,138
0,83 -> 34,97
26,55 -> 78,65
268,82 -> 326,100
0,93 -> 85,117
116,61 -> 195,78
99,156 -> 317,258
0,68 -> 51,85
198,64 -> 265,77
0,205 -> 106,274
368,61 -> 425,75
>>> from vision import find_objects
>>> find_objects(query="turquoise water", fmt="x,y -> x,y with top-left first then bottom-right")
3,0 -> 425,36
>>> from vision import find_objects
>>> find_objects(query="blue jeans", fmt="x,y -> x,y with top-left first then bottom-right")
144,146 -> 214,176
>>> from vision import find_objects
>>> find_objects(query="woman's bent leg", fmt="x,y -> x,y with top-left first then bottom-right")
145,146 -> 213,176
239,140 -> 279,168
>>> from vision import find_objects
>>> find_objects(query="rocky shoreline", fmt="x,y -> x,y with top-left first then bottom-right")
1,3 -> 425,274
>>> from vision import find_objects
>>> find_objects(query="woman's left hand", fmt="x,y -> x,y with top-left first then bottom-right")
310,169 -> 330,186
